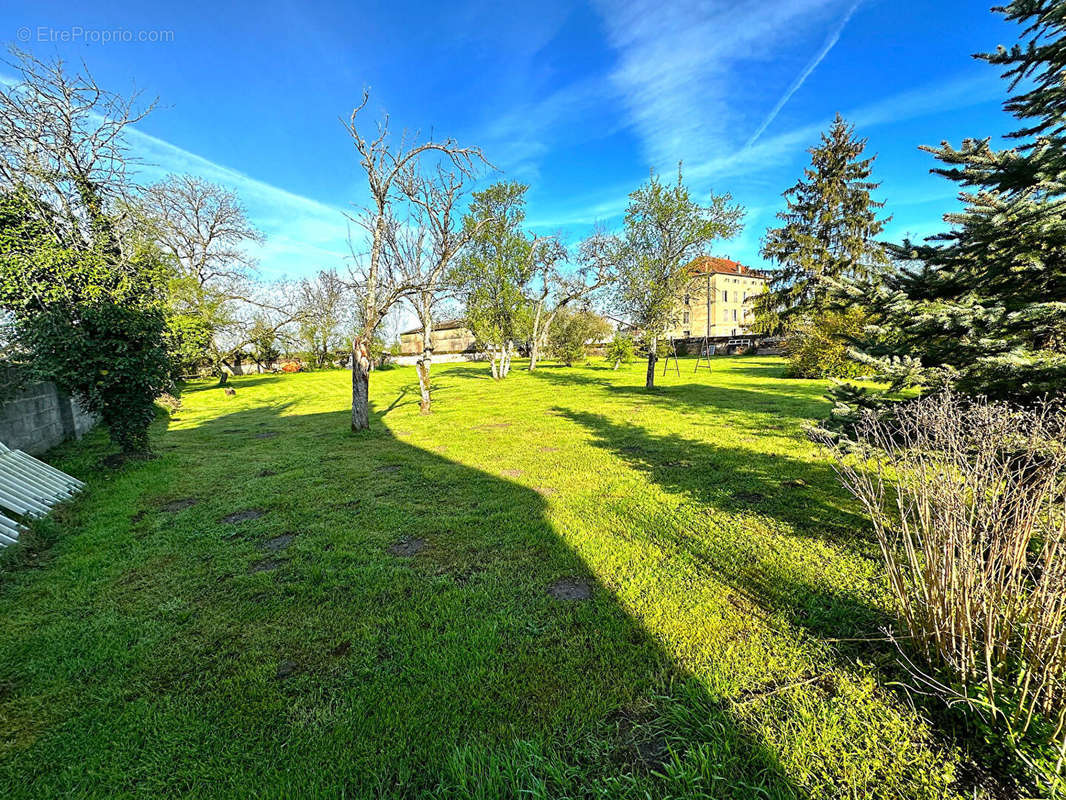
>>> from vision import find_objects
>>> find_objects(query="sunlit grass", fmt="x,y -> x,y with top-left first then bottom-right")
0,357 -> 964,798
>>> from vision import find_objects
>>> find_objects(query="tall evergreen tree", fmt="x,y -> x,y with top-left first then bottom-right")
841,2 -> 1066,402
753,115 -> 890,335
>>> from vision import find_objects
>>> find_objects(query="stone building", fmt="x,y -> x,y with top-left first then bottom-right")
399,320 -> 477,355
665,256 -> 768,341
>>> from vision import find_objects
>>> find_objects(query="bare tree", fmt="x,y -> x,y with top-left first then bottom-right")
526,232 -> 616,371
0,48 -> 153,256
142,174 -> 262,289
140,174 -> 291,382
343,90 -> 488,431
392,163 -> 483,412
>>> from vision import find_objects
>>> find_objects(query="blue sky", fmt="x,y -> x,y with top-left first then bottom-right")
2,1 -> 1020,279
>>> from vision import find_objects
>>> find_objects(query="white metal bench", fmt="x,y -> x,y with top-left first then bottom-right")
0,441 -> 85,547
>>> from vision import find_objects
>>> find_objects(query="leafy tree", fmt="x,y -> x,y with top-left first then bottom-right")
0,189 -> 170,456
783,308 -> 869,379
248,317 -> 281,372
605,169 -> 744,388
604,333 -> 636,370
298,269 -> 350,369
752,115 -> 889,336
140,174 -> 293,383
839,2 -> 1066,402
526,232 -> 616,372
451,181 -> 537,380
546,308 -> 613,366
0,53 -> 170,457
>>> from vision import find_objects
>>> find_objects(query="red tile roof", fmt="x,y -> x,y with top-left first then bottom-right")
686,256 -> 767,279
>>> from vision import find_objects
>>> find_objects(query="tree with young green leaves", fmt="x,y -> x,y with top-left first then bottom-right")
752,115 -> 889,337
837,2 -> 1066,403
603,169 -> 743,388
546,308 -> 613,366
604,332 -> 636,370
451,181 -> 538,380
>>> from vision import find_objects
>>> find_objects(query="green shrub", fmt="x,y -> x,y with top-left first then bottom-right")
0,190 -> 171,457
604,333 -> 636,369
784,309 -> 868,379
548,309 -> 613,366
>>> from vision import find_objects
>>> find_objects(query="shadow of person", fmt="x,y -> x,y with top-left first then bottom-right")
16,399 -> 805,798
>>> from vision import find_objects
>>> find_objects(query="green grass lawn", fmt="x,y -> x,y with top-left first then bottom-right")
0,357 -> 967,798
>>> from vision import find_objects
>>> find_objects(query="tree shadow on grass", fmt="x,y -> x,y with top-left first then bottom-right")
0,403 -> 806,799
529,367 -> 831,427
553,407 -> 874,563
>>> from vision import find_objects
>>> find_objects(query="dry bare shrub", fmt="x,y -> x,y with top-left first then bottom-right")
816,393 -> 1066,786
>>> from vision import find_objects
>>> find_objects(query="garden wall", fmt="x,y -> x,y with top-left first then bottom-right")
0,383 -> 96,455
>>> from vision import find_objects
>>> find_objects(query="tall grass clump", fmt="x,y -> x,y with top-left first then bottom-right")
817,393 -> 1066,790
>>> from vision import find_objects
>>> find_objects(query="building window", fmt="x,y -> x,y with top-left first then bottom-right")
683,311 -> 690,324
683,330 -> 690,338
732,309 -> 738,321
723,290 -> 729,302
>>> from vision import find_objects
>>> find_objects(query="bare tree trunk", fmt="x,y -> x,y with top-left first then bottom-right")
415,305 -> 433,412
502,340 -> 514,378
528,303 -> 544,372
613,358 -> 621,370
351,338 -> 371,431
489,345 -> 500,380
645,335 -> 658,389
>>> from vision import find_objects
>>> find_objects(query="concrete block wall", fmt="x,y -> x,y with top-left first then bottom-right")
0,383 -> 97,455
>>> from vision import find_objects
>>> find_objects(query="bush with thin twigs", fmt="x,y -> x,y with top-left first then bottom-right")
815,393 -> 1066,790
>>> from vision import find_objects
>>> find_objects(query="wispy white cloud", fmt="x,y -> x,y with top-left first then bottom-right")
590,0 -> 850,168
529,72 -> 1002,232
744,0 -> 863,149
1,69 -> 352,279
126,128 -> 351,278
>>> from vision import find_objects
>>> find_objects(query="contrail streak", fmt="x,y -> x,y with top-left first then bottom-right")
743,0 -> 863,150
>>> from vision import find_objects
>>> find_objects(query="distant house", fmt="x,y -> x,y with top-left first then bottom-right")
665,256 -> 769,341
399,320 -> 477,356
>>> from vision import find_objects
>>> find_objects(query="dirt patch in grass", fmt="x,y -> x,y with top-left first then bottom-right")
256,469 -> 278,477
376,464 -> 402,473
161,498 -> 199,513
388,537 -> 426,557
222,428 -> 246,434
548,577 -> 592,600
261,533 -> 295,553
222,508 -> 266,524
539,446 -> 561,452
501,469 -> 523,478
275,660 -> 298,680
634,737 -> 671,772
734,491 -> 765,504
248,558 -> 281,574
475,422 -> 512,430
535,487 -> 556,497
254,431 -> 279,439
330,640 -> 351,658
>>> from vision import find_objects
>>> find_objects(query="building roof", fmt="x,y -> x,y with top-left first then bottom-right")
399,319 -> 468,336
686,256 -> 768,280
